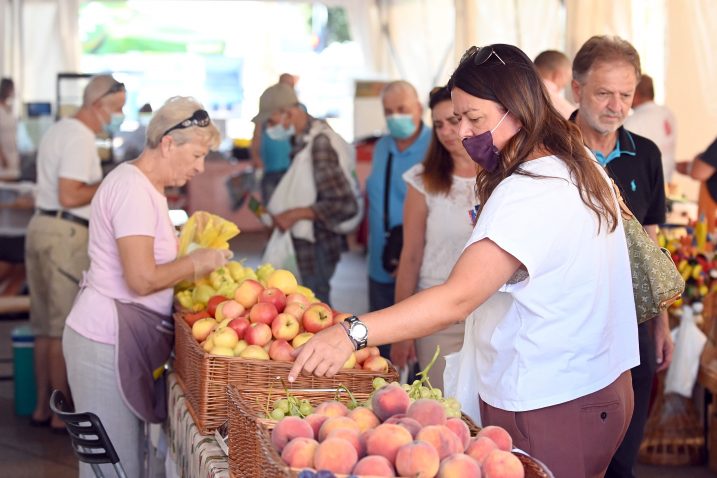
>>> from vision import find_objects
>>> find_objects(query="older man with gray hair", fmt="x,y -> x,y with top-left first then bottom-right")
25,74 -> 126,430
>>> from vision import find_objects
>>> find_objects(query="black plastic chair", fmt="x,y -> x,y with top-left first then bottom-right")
49,390 -> 128,478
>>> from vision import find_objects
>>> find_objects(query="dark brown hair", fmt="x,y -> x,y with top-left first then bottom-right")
0,78 -> 14,101
422,86 -> 454,195
448,44 -> 618,232
635,74 -> 654,100
572,35 -> 641,84
533,50 -> 570,75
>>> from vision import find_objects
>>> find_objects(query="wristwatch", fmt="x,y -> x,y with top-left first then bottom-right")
341,316 -> 368,350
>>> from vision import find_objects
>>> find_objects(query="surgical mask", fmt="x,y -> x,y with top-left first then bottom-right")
386,114 -> 417,139
103,113 -> 124,136
266,123 -> 295,141
462,111 -> 509,172
138,113 -> 152,127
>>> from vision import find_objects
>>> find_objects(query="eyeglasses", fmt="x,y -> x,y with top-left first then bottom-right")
162,109 -> 211,137
460,46 -> 507,67
100,81 -> 125,98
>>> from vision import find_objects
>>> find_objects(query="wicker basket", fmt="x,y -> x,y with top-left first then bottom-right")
227,385 -> 553,478
174,314 -> 398,434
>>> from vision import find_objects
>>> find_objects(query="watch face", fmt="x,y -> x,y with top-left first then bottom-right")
351,323 -> 368,340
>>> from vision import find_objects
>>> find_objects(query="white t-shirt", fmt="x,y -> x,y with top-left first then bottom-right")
465,155 -> 639,411
403,163 -> 477,289
35,118 -> 102,220
624,101 -> 677,182
66,163 -> 178,345
0,106 -> 19,177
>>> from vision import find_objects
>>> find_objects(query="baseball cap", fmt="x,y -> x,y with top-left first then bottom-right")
252,83 -> 298,124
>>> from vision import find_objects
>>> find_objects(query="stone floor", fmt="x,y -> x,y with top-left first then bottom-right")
0,231 -> 714,477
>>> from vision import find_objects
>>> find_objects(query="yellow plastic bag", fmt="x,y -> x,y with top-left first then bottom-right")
178,211 -> 240,256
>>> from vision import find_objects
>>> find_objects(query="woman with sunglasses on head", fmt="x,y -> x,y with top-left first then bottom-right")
390,86 -> 478,390
62,97 -> 229,477
289,45 -> 638,478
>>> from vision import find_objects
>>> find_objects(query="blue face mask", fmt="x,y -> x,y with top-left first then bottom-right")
102,112 -> 124,136
266,123 -> 295,141
386,114 -> 417,139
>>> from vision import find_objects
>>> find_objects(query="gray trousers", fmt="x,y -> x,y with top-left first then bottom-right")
63,326 -> 145,478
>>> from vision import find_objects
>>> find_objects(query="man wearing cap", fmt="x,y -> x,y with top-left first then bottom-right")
25,74 -> 126,430
256,82 -> 359,303
250,74 -> 297,204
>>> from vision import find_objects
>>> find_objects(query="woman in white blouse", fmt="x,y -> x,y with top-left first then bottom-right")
391,86 -> 478,389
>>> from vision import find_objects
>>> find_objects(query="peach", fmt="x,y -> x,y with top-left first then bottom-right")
313,437 -> 358,475
271,416 -> 314,452
363,355 -> 390,373
466,436 -> 498,465
304,414 -> 329,439
407,398 -> 447,427
365,423 -> 413,464
353,454 -> 396,477
482,450 -> 524,478
445,417 -> 471,450
477,426 -> 513,452
395,440 -> 440,478
438,453 -> 482,478
384,416 -> 422,438
372,383 -> 411,422
328,428 -> 363,457
314,400 -> 349,418
348,407 -> 380,432
280,437 -> 318,469
415,425 -> 464,461
359,428 -> 374,457
318,416 -> 361,442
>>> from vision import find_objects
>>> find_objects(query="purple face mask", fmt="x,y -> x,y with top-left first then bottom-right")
462,111 -> 509,172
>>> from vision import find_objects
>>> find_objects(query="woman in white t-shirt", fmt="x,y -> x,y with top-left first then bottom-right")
391,86 -> 478,389
62,97 -> 230,478
289,44 -> 639,478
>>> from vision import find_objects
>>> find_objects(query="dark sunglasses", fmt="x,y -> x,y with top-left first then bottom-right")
162,109 -> 211,137
100,81 -> 126,98
460,46 -> 507,67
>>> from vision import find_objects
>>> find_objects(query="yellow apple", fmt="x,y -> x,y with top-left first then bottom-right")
266,269 -> 298,295
192,317 -> 217,342
213,327 -> 239,349
292,332 -> 314,349
209,346 -> 235,357
239,344 -> 270,360
342,353 -> 357,369
233,339 -> 248,356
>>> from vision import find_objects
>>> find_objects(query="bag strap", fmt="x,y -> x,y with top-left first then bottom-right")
383,152 -> 393,234
610,178 -> 635,221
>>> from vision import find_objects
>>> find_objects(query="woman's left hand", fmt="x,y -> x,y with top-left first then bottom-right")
288,324 -> 355,382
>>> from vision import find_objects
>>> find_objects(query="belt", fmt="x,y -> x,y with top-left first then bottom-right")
37,209 -> 89,228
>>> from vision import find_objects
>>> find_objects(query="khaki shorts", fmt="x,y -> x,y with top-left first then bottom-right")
26,214 -> 90,338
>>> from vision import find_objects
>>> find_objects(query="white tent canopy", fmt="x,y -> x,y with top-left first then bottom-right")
1,0 -> 716,162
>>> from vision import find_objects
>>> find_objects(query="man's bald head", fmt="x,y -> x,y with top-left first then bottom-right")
82,75 -> 125,107
381,80 -> 423,141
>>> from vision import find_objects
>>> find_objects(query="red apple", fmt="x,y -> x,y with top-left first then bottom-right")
363,355 -> 390,373
271,313 -> 301,341
184,311 -> 211,326
286,293 -> 310,306
234,279 -> 264,309
207,295 -> 228,318
284,302 -> 308,320
245,322 -> 272,346
268,339 -> 295,361
302,303 -> 333,333
258,287 -> 287,313
333,312 -> 352,325
215,300 -> 245,321
227,316 -> 251,340
249,302 -> 279,325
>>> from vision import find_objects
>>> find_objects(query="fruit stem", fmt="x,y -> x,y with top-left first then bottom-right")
335,383 -> 358,408
416,345 -> 440,388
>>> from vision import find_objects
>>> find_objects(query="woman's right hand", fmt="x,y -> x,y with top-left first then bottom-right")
390,340 -> 417,370
188,248 -> 233,280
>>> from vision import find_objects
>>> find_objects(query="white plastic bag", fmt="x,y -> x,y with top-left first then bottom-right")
664,304 -> 707,397
261,229 -> 301,282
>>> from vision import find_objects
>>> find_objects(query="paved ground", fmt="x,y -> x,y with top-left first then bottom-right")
0,231 -> 714,477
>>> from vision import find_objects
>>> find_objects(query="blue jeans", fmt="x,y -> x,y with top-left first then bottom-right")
260,170 -> 286,205
369,278 -> 395,359
298,242 -> 338,305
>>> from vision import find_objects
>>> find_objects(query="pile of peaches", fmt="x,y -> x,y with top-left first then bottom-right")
272,381 -> 525,478
184,268 -> 385,367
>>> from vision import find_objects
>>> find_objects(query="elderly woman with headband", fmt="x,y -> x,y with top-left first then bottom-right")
289,45 -> 639,477
63,96 -> 229,477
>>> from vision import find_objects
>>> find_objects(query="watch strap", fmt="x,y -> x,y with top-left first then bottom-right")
346,315 -> 368,350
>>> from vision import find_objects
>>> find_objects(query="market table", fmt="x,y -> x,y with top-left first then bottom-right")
166,373 -> 229,478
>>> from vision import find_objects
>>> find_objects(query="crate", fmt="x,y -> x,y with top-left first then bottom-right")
227,385 -> 553,478
174,314 -> 398,434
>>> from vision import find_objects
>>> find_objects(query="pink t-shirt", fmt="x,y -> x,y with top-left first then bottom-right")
66,163 -> 178,344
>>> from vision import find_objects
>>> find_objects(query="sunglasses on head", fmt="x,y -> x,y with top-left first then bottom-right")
460,46 -> 507,67
101,81 -> 125,98
162,109 -> 211,137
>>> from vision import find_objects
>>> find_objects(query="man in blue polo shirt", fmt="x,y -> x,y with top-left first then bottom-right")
366,80 -> 431,358
572,35 -> 674,478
